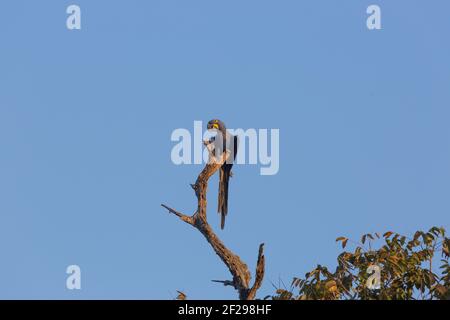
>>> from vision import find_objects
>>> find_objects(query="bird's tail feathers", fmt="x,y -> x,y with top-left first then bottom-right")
218,168 -> 231,229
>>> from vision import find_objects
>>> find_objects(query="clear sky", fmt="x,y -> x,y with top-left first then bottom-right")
0,0 -> 449,299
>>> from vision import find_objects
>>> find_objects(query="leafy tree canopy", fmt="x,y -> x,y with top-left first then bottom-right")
272,226 -> 450,300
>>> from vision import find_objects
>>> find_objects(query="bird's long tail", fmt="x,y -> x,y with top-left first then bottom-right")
218,167 -> 231,229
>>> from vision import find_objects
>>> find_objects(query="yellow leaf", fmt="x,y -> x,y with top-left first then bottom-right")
325,280 -> 337,290
383,231 -> 393,238
342,239 -> 349,249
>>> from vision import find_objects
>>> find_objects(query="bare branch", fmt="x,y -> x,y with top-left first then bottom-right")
247,243 -> 266,300
212,280 -> 235,287
163,142 -> 266,300
161,204 -> 194,225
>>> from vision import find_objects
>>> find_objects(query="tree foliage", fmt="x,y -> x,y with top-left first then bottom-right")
272,227 -> 450,300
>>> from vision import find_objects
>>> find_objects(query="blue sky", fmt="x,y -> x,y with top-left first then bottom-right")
0,0 -> 449,299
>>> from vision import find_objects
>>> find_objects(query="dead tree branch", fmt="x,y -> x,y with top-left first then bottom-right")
162,151 -> 266,300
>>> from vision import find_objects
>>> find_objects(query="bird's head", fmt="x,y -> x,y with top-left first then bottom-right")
207,119 -> 226,133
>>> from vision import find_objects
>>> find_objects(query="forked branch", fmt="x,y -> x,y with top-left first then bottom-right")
162,152 -> 265,300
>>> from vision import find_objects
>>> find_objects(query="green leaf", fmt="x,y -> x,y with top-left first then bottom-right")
362,235 -> 367,244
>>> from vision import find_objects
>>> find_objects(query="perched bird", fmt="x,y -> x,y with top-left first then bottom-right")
206,119 -> 238,230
